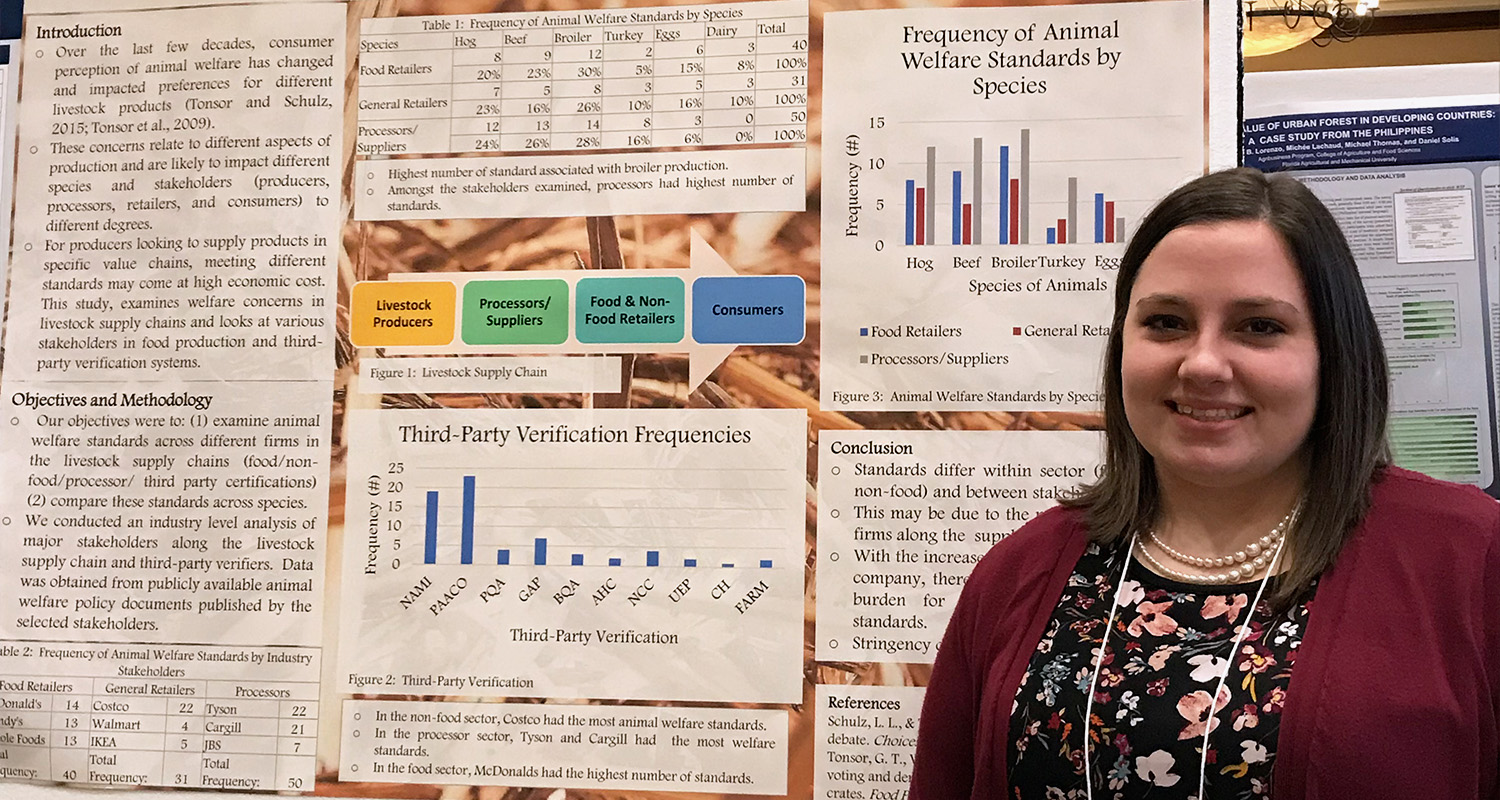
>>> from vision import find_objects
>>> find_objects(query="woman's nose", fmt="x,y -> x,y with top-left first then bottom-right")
1178,333 -> 1232,384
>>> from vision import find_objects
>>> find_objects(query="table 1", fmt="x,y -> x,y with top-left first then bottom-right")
357,0 -> 809,157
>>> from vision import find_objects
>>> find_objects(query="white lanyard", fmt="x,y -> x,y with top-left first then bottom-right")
1081,534 -> 1286,800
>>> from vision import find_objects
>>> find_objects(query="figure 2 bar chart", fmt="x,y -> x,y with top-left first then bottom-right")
416,471 -> 784,569
339,407 -> 806,704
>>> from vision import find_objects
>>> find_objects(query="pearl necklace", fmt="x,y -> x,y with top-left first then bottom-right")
1138,542 -> 1272,584
1141,503 -> 1300,585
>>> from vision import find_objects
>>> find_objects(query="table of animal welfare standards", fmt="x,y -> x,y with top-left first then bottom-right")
0,643 -> 318,791
355,0 -> 810,156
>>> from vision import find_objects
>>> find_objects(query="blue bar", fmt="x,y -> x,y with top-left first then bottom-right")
685,558 -> 697,567
497,549 -> 510,565
424,491 -> 438,564
534,538 -> 547,565
952,171 -> 962,244
460,476 -> 475,565
999,147 -> 1009,245
1095,193 -> 1105,244
905,180 -> 915,246
571,554 -> 583,566
1047,227 -> 1056,244
608,557 -> 622,566
722,563 -> 734,568
760,560 -> 773,568
647,551 -> 659,567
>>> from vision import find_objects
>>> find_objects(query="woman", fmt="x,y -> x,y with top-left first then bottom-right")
909,168 -> 1500,799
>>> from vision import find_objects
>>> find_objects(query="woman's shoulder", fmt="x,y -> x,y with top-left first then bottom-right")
967,504 -> 1091,585
946,504 -> 1092,640
995,503 -> 1089,551
1356,466 -> 1500,558
1368,466 -> 1500,531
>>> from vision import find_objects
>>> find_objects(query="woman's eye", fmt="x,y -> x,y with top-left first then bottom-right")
1244,318 -> 1286,336
1142,314 -> 1185,332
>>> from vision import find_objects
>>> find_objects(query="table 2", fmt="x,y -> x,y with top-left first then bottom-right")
357,0 -> 809,157
0,644 -> 319,792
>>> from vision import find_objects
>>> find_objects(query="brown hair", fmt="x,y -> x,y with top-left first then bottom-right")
1063,167 -> 1390,606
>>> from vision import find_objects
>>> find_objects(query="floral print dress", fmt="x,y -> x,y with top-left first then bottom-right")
1007,541 -> 1315,799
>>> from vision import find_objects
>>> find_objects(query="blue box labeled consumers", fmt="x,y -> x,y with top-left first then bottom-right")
692,276 -> 805,344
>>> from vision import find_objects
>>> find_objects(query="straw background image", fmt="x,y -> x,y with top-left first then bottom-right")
323,0 -> 1108,796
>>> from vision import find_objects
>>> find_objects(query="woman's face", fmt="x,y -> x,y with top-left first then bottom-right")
1121,219 -> 1320,494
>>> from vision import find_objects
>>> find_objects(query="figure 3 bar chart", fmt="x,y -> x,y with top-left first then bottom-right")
820,1 -> 1208,412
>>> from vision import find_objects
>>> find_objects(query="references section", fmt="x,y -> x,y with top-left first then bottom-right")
814,685 -> 923,800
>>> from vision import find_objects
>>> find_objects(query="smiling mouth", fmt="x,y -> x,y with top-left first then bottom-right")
1169,401 -> 1251,421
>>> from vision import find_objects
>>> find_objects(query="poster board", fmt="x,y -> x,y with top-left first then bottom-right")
0,0 -> 1235,796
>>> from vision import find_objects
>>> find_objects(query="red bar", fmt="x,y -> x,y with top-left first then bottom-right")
1105,201 -> 1116,242
1008,179 -> 1019,243
1058,219 -> 1067,244
916,188 -> 926,245
962,204 -> 972,245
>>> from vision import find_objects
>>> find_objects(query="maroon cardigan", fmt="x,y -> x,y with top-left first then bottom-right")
909,467 -> 1500,799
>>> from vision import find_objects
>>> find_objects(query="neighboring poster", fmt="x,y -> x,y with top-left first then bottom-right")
1245,63 -> 1500,493
0,0 -> 1232,797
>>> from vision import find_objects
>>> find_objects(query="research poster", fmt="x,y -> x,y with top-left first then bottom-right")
0,0 -> 1229,797
1245,63 -> 1500,494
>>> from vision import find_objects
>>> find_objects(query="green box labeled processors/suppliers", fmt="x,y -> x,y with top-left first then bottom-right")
575,276 -> 685,344
461,279 -> 569,345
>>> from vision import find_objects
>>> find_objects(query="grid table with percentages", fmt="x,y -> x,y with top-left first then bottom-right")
0,644 -> 319,792
356,0 -> 809,156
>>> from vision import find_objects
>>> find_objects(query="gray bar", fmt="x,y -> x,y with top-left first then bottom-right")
1019,129 -> 1030,244
972,138 -> 983,245
926,146 -> 936,246
1116,217 -> 1126,243
1067,177 -> 1078,244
